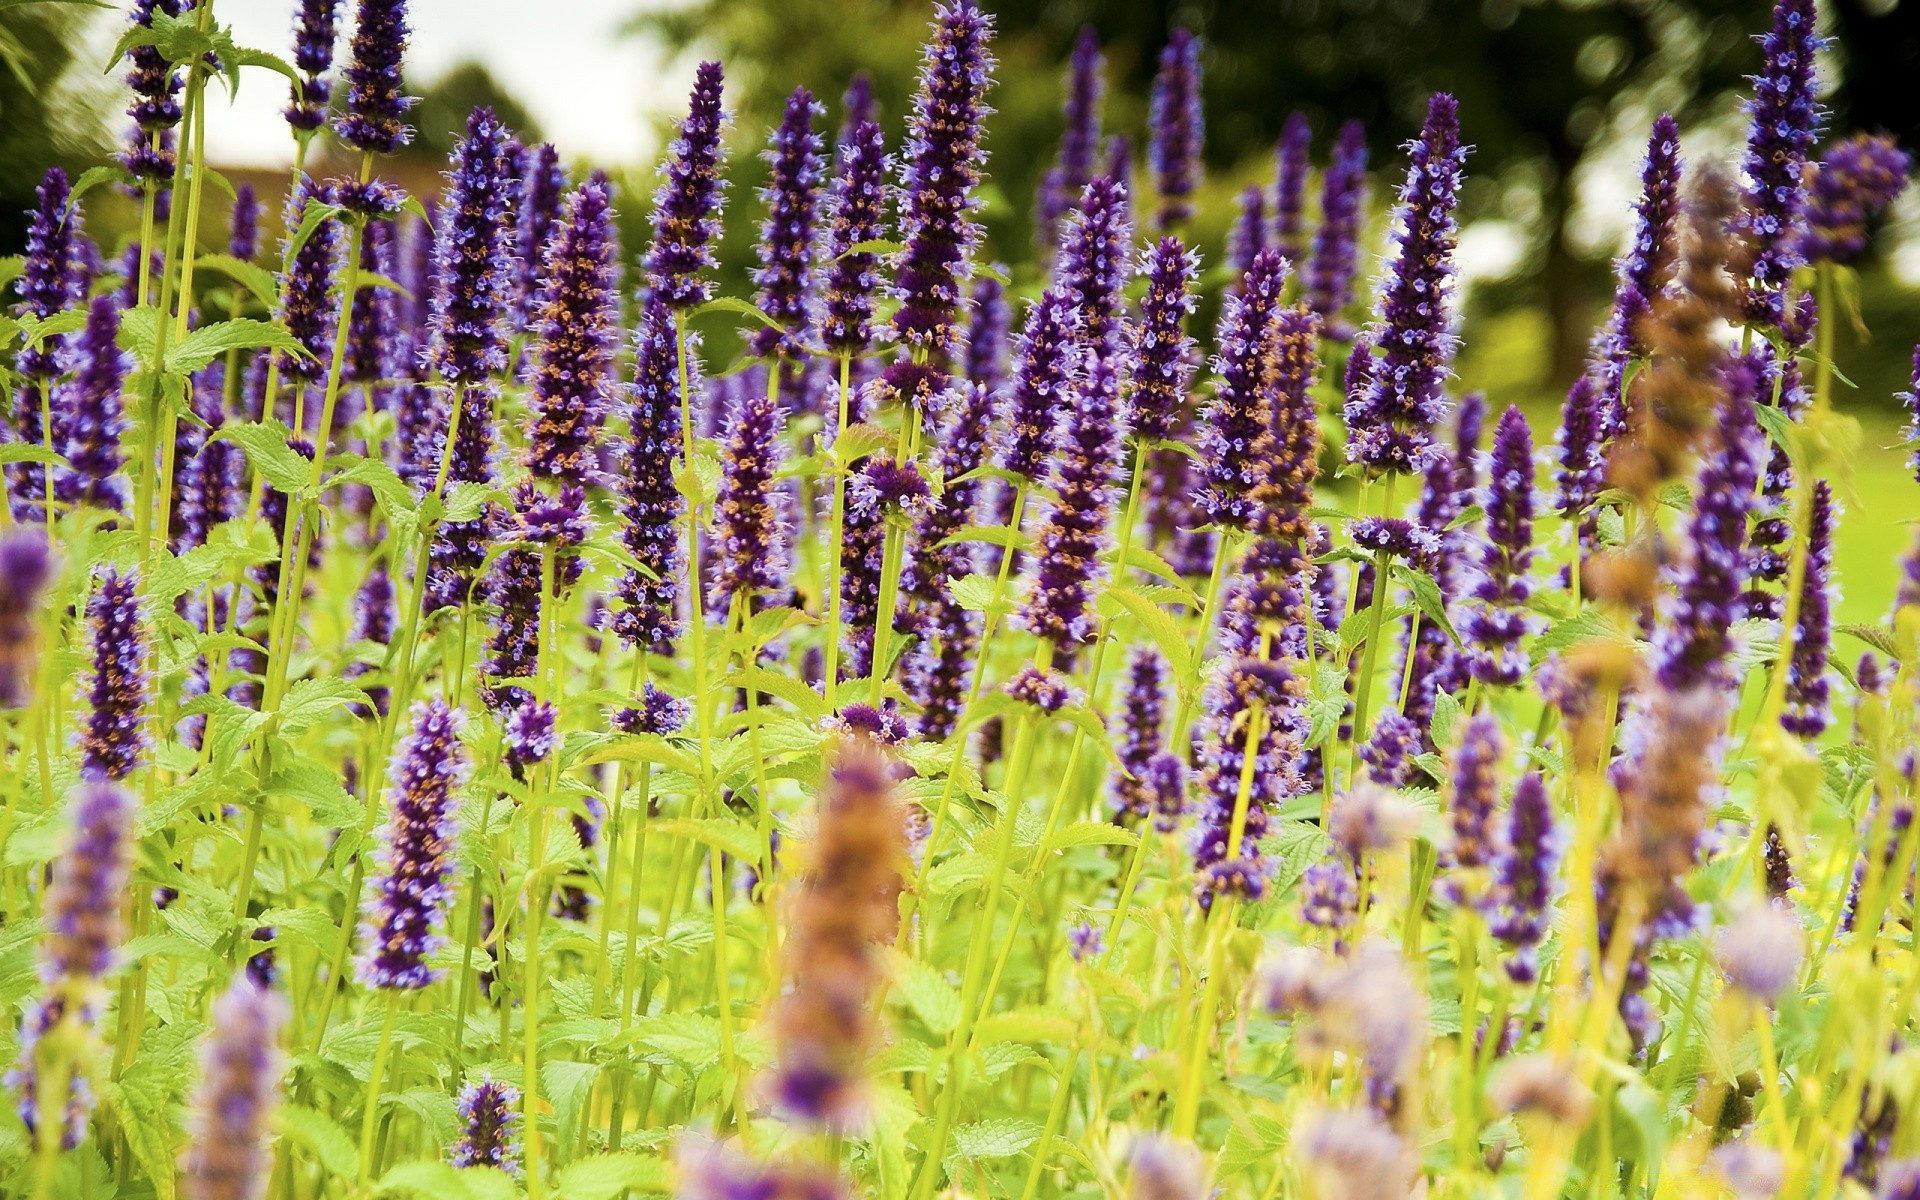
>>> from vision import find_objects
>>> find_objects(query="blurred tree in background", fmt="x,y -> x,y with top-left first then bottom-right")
405,61 -> 544,164
0,4 -> 112,250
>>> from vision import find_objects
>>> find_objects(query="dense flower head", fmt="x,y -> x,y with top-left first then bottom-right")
1274,111 -> 1312,264
0,528 -> 53,708
884,0 -> 996,402
1346,94 -> 1466,475
613,296 -> 687,652
451,1075 -> 521,1173
1594,114 -> 1683,441
646,61 -> 729,309
121,0 -> 186,179
344,217 -> 399,390
81,568 -> 148,783
1350,517 -> 1440,563
53,296 -> 130,514
285,0 -> 342,132
1464,405 -> 1536,687
182,980 -> 287,1200
482,546 -> 542,715
43,780 -> 135,982
1441,714 -> 1502,891
1491,772 -> 1560,982
1299,1107 -> 1415,1199
513,143 -> 567,328
613,682 -> 690,735
1554,374 -> 1606,523
1127,237 -> 1200,443
768,733 -> 907,1127
1782,478 -> 1837,738
1359,711 -> 1421,788
1228,186 -> 1266,283
708,379 -> 789,613
1306,120 -> 1369,340
229,184 -> 262,261
1112,647 -> 1171,825
358,699 -> 467,990
1018,349 -> 1125,663
820,118 -> 887,356
276,176 -> 342,386
16,168 -> 81,383
1148,29 -> 1203,231
345,562 -> 396,718
1038,27 -> 1105,247
1733,0 -> 1825,329
334,0 -> 413,155
1259,303 -> 1323,541
1057,175 -> 1134,355
427,107 -> 517,385
1652,388 -> 1763,692
1192,650 -> 1306,905
901,383 -> 997,732
997,288 -> 1082,482
1800,132 -> 1912,264
752,88 -> 828,361
1127,1136 -> 1207,1200
1197,249 -> 1287,529
1003,663 -> 1078,714
525,173 -> 620,482
423,382 -> 499,611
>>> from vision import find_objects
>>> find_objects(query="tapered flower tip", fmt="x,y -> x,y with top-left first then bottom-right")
1715,902 -> 1803,1002
830,702 -> 911,746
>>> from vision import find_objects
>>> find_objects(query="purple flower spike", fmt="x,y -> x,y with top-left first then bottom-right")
1038,26 -> 1105,249
1346,94 -> 1466,476
1782,479 -> 1836,738
423,382 -> 498,611
427,107 -> 517,385
884,1 -> 996,406
358,699 -> 467,990
1128,236 -> 1200,445
0,529 -> 54,708
1264,303 -> 1323,540
998,289 -> 1083,484
229,184 -> 262,261
16,168 -> 80,384
613,295 -> 686,654
1554,374 -> 1606,531
1019,349 -> 1125,667
1112,647 -> 1171,826
1197,249 -> 1288,531
1491,772 -> 1560,984
1596,115 -> 1683,442
1059,176 -> 1133,355
285,0 -> 341,132
1464,405 -> 1536,688
1274,111 -> 1312,266
503,699 -> 557,774
645,62 -> 729,309
1652,389 -> 1763,693
514,144 -> 567,329
708,381 -> 789,615
962,275 -> 1011,395
1306,120 -> 1369,341
452,1076 -> 521,1174
121,0 -> 186,181
275,177 -> 341,390
526,173 -> 619,482
1192,652 -> 1305,906
1442,713 -> 1503,897
1734,0 -> 1824,329
334,0 -> 413,155
54,297 -> 130,514
80,569 -> 148,784
1148,29 -> 1203,232
182,980 -> 287,1200
903,382 -> 997,736
1801,133 -> 1912,265
821,118 -> 887,358
1902,343 -> 1920,486
1004,664 -> 1078,714
1228,185 -> 1267,285
838,73 -> 876,150
753,88 -> 828,364
614,682 -> 689,736
1359,711 -> 1421,789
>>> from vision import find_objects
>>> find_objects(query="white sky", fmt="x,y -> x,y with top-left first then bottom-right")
97,0 -> 695,169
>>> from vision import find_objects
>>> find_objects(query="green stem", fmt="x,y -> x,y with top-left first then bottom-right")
356,991 -> 403,1190
822,353 -> 852,708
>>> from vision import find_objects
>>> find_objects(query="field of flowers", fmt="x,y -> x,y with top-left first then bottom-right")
0,0 -> 1916,1197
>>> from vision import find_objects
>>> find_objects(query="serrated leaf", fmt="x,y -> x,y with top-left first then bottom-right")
952,1117 -> 1042,1160
375,1161 -> 474,1199
194,252 -> 280,306
552,1153 -> 669,1198
841,238 -> 906,259
1103,584 -> 1193,681
893,953 -> 961,1036
213,420 -> 312,494
278,676 -> 372,737
936,522 -> 1028,551
1042,820 -> 1137,855
0,443 -> 66,468
277,1104 -> 359,1178
646,817 -> 761,865
689,295 -> 783,330
1393,563 -> 1460,646
949,572 -> 1014,617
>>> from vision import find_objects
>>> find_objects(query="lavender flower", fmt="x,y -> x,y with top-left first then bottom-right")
962,275 -> 1010,395
1019,349 -> 1124,665
1595,115 -> 1683,441
275,176 -> 341,391
285,0 -> 341,133
1554,374 -> 1605,535
1111,648 -> 1171,825
1652,390 -> 1763,692
613,682 -> 689,735
1358,711 -> 1420,789
902,382 -> 996,730
708,380 -> 788,615
171,371 -> 238,552
1300,855 -> 1359,937
768,733 -> 907,1127
1003,664 -> 1077,714
613,296 -> 686,653
678,1138 -> 850,1200
1191,651 -> 1305,905
0,529 -> 53,708
344,217 -> 399,398
1274,111 -> 1311,265
1801,133 -> 1911,265
358,699 -> 467,990
1058,176 -> 1133,355
838,73 -> 876,151
451,1075 -> 521,1173
1196,249 -> 1287,530
997,289 -> 1082,485
752,88 -> 827,367
525,173 -> 619,482
820,118 -> 886,358
514,143 -> 566,328
1306,120 -> 1369,341
1346,95 -> 1466,476
884,1 -> 996,406
1067,920 -> 1105,962
1298,1108 -> 1415,1200
15,168 -> 80,384
334,0 -> 413,155
427,107 -> 516,385
1128,236 -> 1200,444
481,542 -> 541,715
80,569 -> 147,783
1229,186 -> 1266,284
1490,772 -> 1559,983
229,185 -> 262,263
1464,405 -> 1536,687
423,382 -> 497,611
345,563 -> 395,718
1903,344 -> 1920,486
53,297 -> 129,514
1038,27 -> 1105,248
645,62 -> 729,309
1147,29 -> 1203,231
1782,478 -> 1836,738
181,980 -> 287,1200
122,0 -> 187,182
1734,0 -> 1824,330
1438,712 -> 1502,885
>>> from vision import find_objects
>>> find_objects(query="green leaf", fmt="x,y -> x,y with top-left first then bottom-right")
168,317 -> 305,374
213,420 -> 312,494
839,237 -> 905,259
935,522 -> 1028,551
830,421 -> 895,467
1429,688 -> 1463,752
277,1104 -> 359,1178
1042,820 -> 1137,855
375,1162 -> 475,1200
116,303 -> 161,366
948,572 -> 1014,617
647,817 -> 762,865
951,1117 -> 1042,1160
266,762 -> 361,828
552,1153 -> 669,1199
283,199 -> 347,269
195,252 -> 280,306
1393,563 -> 1460,646
689,295 -> 784,330
64,164 -> 132,214
1839,622 -> 1899,662
0,443 -> 66,468
1102,584 -> 1194,681
278,677 -> 372,738
892,953 -> 962,1036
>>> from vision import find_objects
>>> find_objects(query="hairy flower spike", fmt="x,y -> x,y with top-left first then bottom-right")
1491,772 -> 1560,983
1306,120 -> 1369,341
1148,29 -> 1203,231
359,700 -> 467,990
902,383 -> 996,733
1274,111 -> 1311,265
1229,186 -> 1266,284
1800,133 -> 1911,265
428,108 -> 517,385
962,275 -> 1010,395
997,289 -> 1082,484
1782,479 -> 1836,738
1464,405 -> 1536,687
1346,94 -> 1466,476
1442,714 -> 1502,899
1038,27 -> 1105,248
1019,350 -> 1125,666
820,119 -> 886,357
1594,115 -> 1683,442
81,569 -> 148,783
613,296 -> 686,653
54,297 -> 130,514
709,381 -> 789,614
0,529 -> 53,708
526,173 -> 619,481
1112,648 -> 1172,825
334,0 -> 412,155
1128,236 -> 1200,444
1197,249 -> 1287,530
285,0 -> 341,132
1653,388 -> 1763,692
275,177 -> 341,388
514,144 -> 567,329
645,62 -> 729,309
122,0 -> 187,181
753,88 -> 828,363
1058,176 -> 1133,355
451,1076 -> 521,1173
1734,0 -> 1824,329
182,980 -> 287,1200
